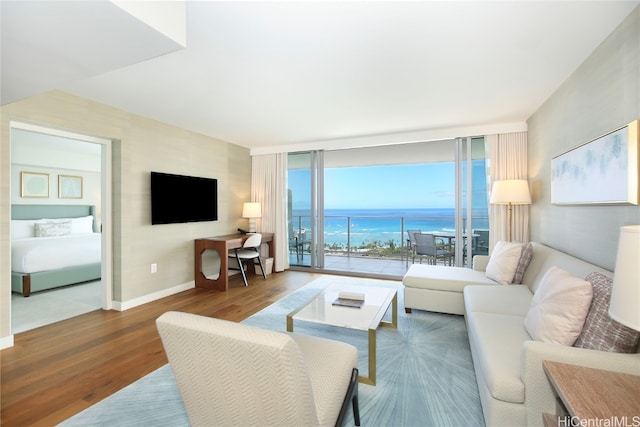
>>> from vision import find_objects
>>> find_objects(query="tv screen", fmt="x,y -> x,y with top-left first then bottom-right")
151,172 -> 218,225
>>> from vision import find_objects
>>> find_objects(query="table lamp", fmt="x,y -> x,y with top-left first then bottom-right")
608,225 -> 640,331
242,202 -> 261,233
490,179 -> 532,241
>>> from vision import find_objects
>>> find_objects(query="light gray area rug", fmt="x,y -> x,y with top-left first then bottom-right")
60,276 -> 484,427
12,280 -> 102,334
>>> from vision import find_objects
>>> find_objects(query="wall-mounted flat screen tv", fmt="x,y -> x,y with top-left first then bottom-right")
151,172 -> 218,225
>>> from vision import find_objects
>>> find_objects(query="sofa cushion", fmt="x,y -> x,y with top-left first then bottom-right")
524,267 -> 592,346
464,285 -> 533,317
485,241 -> 523,285
512,243 -> 533,284
522,243 -> 612,293
466,312 -> 529,403
403,264 -> 495,292
574,272 -> 640,353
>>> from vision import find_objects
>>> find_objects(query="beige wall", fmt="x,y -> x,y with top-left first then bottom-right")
528,6 -> 640,270
1,91 -> 251,341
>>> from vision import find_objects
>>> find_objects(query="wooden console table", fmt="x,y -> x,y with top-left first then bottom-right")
542,360 -> 640,427
194,232 -> 274,291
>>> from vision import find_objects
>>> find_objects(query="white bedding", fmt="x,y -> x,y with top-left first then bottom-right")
11,233 -> 101,274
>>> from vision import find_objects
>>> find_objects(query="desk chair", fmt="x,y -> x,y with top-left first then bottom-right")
228,233 -> 267,286
157,311 -> 361,427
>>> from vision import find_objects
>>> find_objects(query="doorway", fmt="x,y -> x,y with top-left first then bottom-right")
9,122 -> 113,334
287,151 -> 324,268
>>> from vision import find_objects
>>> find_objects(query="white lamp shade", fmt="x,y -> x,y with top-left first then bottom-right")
490,180 -> 532,205
242,202 -> 261,219
609,225 -> 640,331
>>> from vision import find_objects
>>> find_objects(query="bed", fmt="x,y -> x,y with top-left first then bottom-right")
11,205 -> 102,297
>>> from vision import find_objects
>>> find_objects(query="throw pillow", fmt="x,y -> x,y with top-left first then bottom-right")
485,240 -> 523,285
35,221 -> 72,237
43,216 -> 94,234
524,267 -> 593,346
574,272 -> 640,353
512,242 -> 533,284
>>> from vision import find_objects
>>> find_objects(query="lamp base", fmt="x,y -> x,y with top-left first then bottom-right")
248,219 -> 257,233
508,203 -> 513,242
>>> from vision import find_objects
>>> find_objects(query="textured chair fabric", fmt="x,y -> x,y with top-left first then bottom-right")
156,311 -> 360,427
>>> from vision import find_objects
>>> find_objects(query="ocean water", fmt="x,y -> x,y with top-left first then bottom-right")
291,208 -> 489,248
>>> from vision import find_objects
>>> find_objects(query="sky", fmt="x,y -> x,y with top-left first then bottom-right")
325,163 -> 455,209
289,161 -> 490,211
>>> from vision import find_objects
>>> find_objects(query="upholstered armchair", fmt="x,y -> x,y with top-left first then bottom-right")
156,311 -> 360,427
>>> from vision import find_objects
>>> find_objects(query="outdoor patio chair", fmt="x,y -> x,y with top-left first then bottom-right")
414,232 -> 454,266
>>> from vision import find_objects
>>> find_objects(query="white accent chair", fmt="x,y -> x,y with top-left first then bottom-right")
156,311 -> 361,427
229,232 -> 267,286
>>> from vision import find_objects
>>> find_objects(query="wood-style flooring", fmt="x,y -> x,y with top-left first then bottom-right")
1,270 -> 323,427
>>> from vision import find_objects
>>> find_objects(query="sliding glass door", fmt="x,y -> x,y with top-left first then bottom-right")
288,139 -> 490,274
455,137 -> 490,267
287,152 -> 324,268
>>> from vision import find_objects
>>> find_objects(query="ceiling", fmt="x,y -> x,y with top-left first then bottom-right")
2,1 -> 638,153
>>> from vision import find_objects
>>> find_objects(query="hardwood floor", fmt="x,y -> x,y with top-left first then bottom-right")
1,270 -> 323,427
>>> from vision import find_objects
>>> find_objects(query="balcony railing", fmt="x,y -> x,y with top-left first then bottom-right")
289,214 -> 489,261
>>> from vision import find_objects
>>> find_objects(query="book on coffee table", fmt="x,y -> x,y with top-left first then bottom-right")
332,291 -> 365,308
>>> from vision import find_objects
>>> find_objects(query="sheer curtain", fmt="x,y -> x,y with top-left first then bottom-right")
487,132 -> 529,248
251,153 -> 289,272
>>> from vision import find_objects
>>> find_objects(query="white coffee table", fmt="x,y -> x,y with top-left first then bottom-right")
286,284 -> 398,385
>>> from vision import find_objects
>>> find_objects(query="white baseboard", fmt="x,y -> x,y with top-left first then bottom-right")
111,281 -> 195,311
1,334 -> 15,350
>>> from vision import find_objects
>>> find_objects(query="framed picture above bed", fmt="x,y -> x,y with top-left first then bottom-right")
59,174 -> 83,199
21,171 -> 49,198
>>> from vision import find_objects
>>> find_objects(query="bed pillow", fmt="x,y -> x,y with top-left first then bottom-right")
69,215 -> 94,234
512,242 -> 533,284
35,221 -> 72,237
41,216 -> 94,234
524,267 -> 593,346
574,272 -> 640,353
11,220 -> 36,239
485,240 -> 523,285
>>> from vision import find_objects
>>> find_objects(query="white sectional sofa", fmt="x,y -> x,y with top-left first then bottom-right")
402,242 -> 640,427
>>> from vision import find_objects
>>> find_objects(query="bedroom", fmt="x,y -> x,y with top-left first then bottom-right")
9,126 -> 106,333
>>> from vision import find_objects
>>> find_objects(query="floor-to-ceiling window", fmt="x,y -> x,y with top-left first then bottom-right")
287,138 -> 490,276
455,137 -> 490,267
288,152 -> 320,267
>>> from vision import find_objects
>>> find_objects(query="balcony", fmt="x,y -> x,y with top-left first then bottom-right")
289,213 -> 489,279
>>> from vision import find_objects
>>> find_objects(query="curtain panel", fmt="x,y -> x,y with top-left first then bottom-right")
251,153 -> 290,272
487,131 -> 530,249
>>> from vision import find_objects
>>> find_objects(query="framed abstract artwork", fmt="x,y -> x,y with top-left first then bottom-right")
551,120 -> 639,205
21,171 -> 49,198
59,174 -> 83,199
